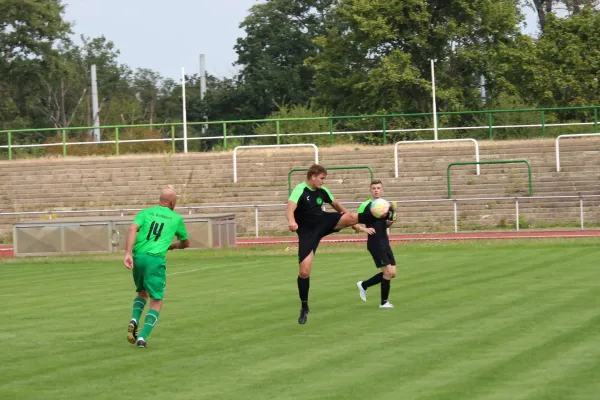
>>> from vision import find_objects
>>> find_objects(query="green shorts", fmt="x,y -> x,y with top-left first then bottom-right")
132,253 -> 167,300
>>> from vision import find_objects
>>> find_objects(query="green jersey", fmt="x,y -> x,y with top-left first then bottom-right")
132,206 -> 189,257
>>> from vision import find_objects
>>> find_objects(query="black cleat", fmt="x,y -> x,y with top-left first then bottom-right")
136,337 -> 147,348
298,308 -> 309,325
127,319 -> 138,344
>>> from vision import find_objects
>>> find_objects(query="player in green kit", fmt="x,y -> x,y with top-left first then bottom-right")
124,188 -> 190,348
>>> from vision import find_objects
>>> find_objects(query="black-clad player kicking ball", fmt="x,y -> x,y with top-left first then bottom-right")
286,164 -> 392,324
354,180 -> 398,308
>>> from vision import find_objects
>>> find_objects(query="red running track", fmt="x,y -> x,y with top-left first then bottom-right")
0,245 -> 14,258
2,231 -> 600,257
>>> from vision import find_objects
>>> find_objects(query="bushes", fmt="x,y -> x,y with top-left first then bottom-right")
43,128 -> 172,156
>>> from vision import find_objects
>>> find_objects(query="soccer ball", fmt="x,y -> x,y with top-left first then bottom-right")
370,198 -> 390,219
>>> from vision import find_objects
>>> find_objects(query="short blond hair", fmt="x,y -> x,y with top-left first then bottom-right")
307,164 -> 327,180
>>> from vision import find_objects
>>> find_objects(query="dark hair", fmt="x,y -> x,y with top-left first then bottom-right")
370,179 -> 383,186
307,164 -> 327,180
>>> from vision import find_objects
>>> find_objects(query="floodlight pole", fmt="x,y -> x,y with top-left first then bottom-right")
182,67 -> 188,153
431,59 -> 438,141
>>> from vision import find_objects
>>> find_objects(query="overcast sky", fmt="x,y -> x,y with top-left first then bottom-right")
63,0 -> 539,81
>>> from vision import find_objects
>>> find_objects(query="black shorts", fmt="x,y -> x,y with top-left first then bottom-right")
368,245 -> 396,268
297,212 -> 343,263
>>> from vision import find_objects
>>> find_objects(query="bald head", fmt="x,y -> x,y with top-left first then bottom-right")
159,188 -> 178,210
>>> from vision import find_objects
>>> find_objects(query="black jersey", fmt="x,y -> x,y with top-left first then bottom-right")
288,182 -> 335,228
357,199 -> 389,248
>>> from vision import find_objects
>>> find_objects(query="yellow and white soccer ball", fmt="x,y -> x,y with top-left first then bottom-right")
370,198 -> 390,219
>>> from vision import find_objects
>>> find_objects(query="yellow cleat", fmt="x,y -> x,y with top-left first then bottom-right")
388,201 -> 398,222
127,319 -> 138,344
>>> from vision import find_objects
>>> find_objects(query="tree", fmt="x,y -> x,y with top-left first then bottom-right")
0,0 -> 71,67
309,0 -> 527,116
234,0 -> 334,118
527,0 -> 554,30
0,0 -> 71,129
133,68 -> 163,126
36,35 -> 134,129
529,8 -> 600,108
524,0 -> 599,31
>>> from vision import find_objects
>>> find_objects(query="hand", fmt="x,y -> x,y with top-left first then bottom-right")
365,227 -> 376,235
124,253 -> 134,270
288,221 -> 298,232
352,225 -> 361,233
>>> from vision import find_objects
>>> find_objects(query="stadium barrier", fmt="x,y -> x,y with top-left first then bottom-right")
12,213 -> 236,257
447,160 -> 533,199
1,105 -> 599,159
394,138 -> 480,178
3,194 -> 599,238
555,132 -> 600,172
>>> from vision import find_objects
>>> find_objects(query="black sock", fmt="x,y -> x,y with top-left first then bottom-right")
362,272 -> 383,289
297,276 -> 310,309
381,278 -> 391,305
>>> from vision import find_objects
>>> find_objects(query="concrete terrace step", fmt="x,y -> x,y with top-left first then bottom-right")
2,138 -> 600,239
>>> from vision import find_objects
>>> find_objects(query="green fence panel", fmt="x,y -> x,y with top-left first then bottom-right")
447,160 -> 533,199
1,105 -> 600,160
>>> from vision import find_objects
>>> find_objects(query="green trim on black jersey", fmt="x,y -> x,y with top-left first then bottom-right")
289,182 -> 331,203
321,186 -> 334,202
289,182 -> 307,203
357,199 -> 372,213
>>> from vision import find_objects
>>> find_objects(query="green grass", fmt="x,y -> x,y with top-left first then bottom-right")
2,239 -> 600,399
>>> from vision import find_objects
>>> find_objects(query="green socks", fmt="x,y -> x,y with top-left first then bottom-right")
130,298 -> 160,341
138,310 -> 160,339
131,297 -> 147,323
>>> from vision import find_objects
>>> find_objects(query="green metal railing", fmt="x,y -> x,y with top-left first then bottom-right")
447,160 -> 533,199
288,166 -> 374,195
1,105 -> 599,160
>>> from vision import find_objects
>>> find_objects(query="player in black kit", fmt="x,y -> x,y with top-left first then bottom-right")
354,180 -> 397,308
286,164 -> 390,324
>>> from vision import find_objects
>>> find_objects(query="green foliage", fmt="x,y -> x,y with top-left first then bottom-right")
1,0 -> 600,149
528,9 -> 600,108
42,128 -> 172,156
252,104 -> 331,145
234,0 -> 334,118
309,0 -> 526,115
517,214 -> 530,229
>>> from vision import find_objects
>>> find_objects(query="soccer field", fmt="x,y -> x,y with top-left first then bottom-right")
2,239 -> 600,400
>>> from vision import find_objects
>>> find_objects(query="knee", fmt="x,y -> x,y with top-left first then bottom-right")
299,263 -> 311,278
347,212 -> 359,225
299,268 -> 310,279
383,266 -> 397,280
137,290 -> 149,299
